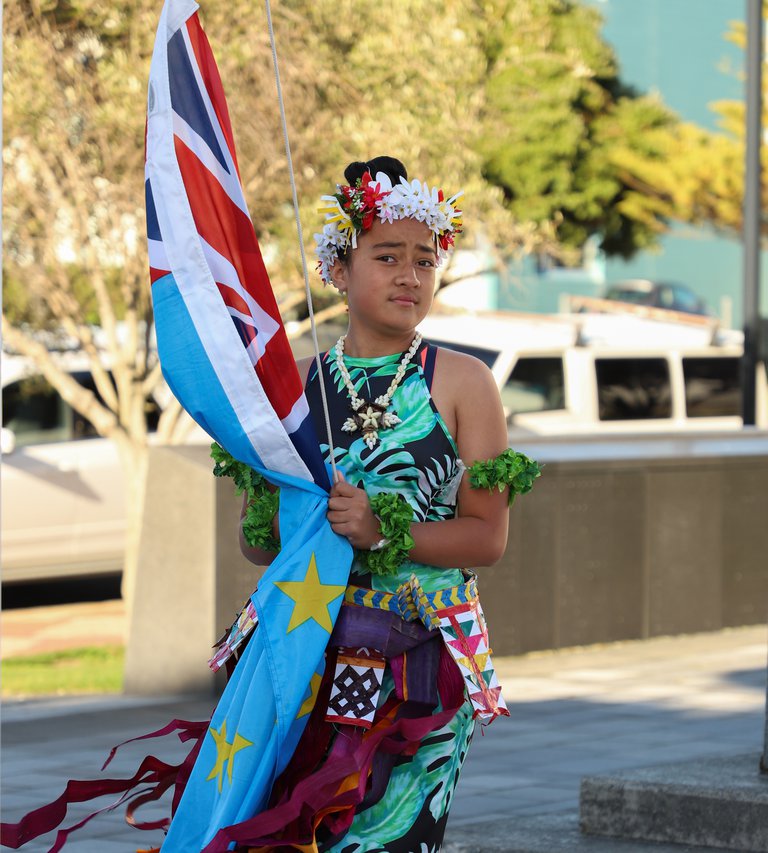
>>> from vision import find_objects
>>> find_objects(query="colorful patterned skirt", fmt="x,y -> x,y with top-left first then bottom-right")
0,573 -> 507,852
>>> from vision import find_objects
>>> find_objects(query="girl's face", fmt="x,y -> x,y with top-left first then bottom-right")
331,217 -> 438,338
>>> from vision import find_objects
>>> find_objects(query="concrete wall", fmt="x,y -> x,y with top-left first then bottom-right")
483,449 -> 768,655
124,440 -> 768,693
123,445 -> 266,695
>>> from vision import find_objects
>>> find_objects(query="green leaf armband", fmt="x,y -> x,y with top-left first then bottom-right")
211,442 -> 281,552
468,448 -> 542,506
357,492 -> 415,577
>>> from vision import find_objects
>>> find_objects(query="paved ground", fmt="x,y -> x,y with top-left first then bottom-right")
1,611 -> 766,852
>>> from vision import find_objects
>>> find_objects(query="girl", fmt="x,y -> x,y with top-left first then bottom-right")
235,156 -> 537,852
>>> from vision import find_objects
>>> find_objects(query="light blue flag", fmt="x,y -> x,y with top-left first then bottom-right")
162,486 -> 352,852
145,2 -> 355,850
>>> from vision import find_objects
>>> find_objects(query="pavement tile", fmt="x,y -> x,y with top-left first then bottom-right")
1,624 -> 766,847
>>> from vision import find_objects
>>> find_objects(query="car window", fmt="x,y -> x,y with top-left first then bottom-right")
2,371 -> 161,447
428,340 -> 499,369
2,376 -> 73,447
595,358 -> 672,420
605,287 -> 649,305
657,286 -> 676,310
671,286 -> 703,314
502,357 -> 565,413
683,357 -> 741,417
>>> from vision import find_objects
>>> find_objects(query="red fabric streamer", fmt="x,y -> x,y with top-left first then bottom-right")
0,718 -> 208,851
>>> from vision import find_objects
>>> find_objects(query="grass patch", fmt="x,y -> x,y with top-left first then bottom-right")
1,646 -> 124,697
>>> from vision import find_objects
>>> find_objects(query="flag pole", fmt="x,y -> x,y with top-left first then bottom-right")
264,0 -> 339,483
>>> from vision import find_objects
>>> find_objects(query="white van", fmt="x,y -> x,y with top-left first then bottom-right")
418,311 -> 767,438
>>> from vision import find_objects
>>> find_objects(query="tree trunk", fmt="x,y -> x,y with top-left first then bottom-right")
116,439 -> 150,626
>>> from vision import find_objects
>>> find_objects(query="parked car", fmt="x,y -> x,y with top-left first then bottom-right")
418,311 -> 766,437
603,280 -> 710,316
1,350 -> 205,584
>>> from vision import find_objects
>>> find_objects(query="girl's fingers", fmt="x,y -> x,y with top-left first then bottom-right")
330,480 -> 359,498
328,496 -> 355,512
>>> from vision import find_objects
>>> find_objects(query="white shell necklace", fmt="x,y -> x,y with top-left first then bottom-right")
335,332 -> 423,450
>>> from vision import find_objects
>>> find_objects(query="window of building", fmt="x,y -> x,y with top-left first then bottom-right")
596,358 -> 672,420
683,357 -> 741,417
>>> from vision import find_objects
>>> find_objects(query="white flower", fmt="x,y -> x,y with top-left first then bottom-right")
314,172 -> 462,283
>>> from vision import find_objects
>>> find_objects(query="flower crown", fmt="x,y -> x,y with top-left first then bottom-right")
313,170 -> 463,284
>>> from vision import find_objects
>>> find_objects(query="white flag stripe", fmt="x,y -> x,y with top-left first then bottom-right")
146,8 -> 312,482
244,334 -> 265,367
148,237 -> 170,270
172,112 -> 249,217
281,393 -> 311,438
200,236 -> 280,348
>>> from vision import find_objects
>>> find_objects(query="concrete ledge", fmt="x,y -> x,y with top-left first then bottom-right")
580,754 -> 768,852
124,445 -> 265,695
444,812 -> 734,852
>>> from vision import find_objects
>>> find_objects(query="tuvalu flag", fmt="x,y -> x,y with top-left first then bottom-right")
145,1 -> 353,849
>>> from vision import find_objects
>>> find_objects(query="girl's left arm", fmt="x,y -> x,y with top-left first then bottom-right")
407,354 -> 510,567
327,353 -> 510,568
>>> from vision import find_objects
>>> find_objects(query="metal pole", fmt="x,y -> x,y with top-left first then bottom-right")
742,0 -> 763,426
747,0 -> 768,775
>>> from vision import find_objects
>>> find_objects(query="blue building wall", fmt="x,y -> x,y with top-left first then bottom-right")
500,0 -> 767,326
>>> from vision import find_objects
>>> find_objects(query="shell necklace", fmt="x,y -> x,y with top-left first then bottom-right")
335,332 -> 422,450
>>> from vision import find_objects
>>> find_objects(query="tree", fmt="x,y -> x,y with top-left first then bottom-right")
474,0 -> 686,259
3,0 -> 700,608
608,2 -> 768,241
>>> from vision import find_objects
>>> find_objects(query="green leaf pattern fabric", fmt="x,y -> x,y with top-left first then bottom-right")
315,345 -> 465,595
306,341 -> 476,851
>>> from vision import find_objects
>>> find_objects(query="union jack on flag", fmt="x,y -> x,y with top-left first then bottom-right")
145,1 -> 353,850
145,0 -> 327,489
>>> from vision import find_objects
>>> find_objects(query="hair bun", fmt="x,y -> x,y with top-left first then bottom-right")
344,156 -> 407,186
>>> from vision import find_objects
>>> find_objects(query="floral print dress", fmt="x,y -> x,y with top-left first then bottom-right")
300,340 -> 475,852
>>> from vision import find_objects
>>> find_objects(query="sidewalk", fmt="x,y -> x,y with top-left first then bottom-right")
1,619 -> 766,852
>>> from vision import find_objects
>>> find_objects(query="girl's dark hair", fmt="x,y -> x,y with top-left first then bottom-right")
336,157 -> 408,267
344,156 -> 407,186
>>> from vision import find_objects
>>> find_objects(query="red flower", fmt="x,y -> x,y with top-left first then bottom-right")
362,209 -> 376,230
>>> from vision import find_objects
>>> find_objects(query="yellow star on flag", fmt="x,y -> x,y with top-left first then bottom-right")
274,552 -> 346,634
206,719 -> 254,792
297,671 -> 323,719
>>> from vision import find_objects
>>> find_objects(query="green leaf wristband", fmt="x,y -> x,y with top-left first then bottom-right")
357,492 -> 415,577
467,448 -> 542,506
211,443 -> 281,552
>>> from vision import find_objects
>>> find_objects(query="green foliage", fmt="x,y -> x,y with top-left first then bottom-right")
211,443 -> 281,552
627,2 -> 768,240
1,646 -> 124,697
476,0 -> 680,258
358,492 -> 416,577
468,449 -> 542,506
4,0 -> 704,330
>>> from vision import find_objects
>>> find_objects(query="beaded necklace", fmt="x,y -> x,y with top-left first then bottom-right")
334,332 -> 422,450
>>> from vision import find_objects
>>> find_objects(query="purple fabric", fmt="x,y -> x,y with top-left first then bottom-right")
330,602 -> 432,656
330,604 -> 441,706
